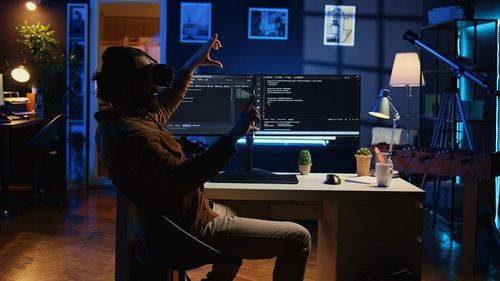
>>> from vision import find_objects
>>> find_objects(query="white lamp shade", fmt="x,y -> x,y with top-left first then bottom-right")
389,52 -> 424,87
11,66 -> 31,83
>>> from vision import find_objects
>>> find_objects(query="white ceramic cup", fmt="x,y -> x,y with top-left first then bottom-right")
375,162 -> 393,187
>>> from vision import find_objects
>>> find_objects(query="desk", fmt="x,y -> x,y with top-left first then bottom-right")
0,117 -> 45,216
205,173 -> 425,281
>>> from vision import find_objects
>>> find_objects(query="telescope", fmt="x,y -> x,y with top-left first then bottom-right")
403,29 -> 499,96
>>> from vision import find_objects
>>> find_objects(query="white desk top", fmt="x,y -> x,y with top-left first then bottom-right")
204,173 -> 424,202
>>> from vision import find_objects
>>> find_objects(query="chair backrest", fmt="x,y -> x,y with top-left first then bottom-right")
115,190 -> 240,280
148,214 -> 241,270
23,114 -> 66,152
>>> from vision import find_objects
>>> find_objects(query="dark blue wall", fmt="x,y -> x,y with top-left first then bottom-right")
166,0 -> 424,173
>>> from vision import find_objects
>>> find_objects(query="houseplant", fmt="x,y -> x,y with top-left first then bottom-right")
355,147 -> 372,176
298,149 -> 312,175
16,21 -> 64,116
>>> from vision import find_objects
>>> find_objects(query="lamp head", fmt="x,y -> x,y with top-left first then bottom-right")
11,66 -> 31,83
368,89 -> 391,119
26,1 -> 40,11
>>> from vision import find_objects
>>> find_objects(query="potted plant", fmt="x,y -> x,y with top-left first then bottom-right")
298,150 -> 312,175
355,147 -> 372,176
16,21 -> 64,116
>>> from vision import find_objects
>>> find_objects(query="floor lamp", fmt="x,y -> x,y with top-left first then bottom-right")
389,52 -> 424,145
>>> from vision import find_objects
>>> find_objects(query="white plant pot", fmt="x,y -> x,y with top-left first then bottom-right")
299,164 -> 311,175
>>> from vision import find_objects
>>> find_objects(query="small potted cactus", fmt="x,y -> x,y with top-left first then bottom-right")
355,147 -> 372,176
298,149 -> 312,175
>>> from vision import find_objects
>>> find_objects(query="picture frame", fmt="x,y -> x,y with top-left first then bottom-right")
68,5 -> 86,38
180,2 -> 212,43
248,7 -> 288,40
323,5 -> 356,46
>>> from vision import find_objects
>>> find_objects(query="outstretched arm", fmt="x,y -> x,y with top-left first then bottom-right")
156,34 -> 223,124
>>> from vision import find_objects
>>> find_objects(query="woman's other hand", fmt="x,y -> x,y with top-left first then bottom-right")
183,34 -> 223,73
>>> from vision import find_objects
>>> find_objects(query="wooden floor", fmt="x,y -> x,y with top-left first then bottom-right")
0,186 -> 499,281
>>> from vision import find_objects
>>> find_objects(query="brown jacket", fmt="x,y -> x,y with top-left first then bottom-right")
94,69 -> 237,232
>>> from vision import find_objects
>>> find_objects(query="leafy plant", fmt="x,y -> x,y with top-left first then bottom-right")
17,21 -> 63,87
298,150 -> 312,165
355,147 -> 372,157
16,21 -> 65,115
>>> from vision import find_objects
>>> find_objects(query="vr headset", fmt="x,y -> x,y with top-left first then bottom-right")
139,63 -> 174,89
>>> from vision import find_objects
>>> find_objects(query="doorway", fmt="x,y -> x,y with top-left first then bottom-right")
88,0 -> 164,185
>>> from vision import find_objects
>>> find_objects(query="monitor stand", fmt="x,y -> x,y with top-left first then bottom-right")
209,135 -> 298,184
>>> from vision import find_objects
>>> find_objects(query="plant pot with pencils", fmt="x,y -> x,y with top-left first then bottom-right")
355,147 -> 372,176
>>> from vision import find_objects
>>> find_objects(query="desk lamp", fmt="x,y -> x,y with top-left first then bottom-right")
369,89 -> 400,161
10,66 -> 30,83
0,66 -> 31,113
389,52 -> 424,144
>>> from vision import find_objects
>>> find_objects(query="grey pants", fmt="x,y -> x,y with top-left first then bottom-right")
195,203 -> 312,281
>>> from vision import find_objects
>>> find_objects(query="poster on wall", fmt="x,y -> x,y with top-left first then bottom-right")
323,5 -> 356,46
180,2 -> 211,43
248,7 -> 288,40
68,5 -> 86,38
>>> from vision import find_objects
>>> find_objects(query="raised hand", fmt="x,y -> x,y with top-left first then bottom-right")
227,95 -> 261,142
183,34 -> 223,73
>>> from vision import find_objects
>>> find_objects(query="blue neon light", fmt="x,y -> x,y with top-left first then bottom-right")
496,20 -> 500,229
236,137 -> 331,146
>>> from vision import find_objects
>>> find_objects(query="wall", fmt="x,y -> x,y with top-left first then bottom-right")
166,0 -> 423,172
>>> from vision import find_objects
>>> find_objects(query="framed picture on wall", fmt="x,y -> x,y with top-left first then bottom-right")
68,5 -> 86,38
248,7 -> 288,40
180,2 -> 212,43
323,5 -> 356,46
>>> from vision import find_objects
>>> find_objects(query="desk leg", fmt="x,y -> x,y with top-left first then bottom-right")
1,131 -> 10,217
460,177 -> 495,276
460,177 -> 479,276
317,201 -> 337,281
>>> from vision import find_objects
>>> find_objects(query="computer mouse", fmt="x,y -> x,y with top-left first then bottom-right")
324,174 -> 341,185
21,114 -> 29,119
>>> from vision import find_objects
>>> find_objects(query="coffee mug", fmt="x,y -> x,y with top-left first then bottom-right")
376,163 -> 393,187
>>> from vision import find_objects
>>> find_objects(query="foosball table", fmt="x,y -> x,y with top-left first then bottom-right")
390,148 -> 500,276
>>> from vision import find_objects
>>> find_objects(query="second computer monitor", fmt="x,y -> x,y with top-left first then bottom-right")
256,75 -> 360,137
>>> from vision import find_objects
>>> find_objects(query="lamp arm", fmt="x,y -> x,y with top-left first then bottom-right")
387,98 -> 400,121
388,117 -> 398,162
387,99 -> 399,162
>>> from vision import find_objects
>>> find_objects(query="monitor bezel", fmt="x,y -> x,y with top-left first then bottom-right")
254,74 -> 361,138
166,74 -> 361,138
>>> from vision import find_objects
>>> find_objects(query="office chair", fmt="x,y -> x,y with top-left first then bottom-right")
116,191 -> 241,281
22,114 -> 67,212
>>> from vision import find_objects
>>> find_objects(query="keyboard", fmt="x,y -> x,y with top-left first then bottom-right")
209,168 -> 298,184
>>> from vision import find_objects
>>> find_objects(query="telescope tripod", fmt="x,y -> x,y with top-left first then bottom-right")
426,79 -> 474,238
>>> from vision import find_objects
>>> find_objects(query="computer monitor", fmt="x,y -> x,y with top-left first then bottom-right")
166,75 -> 255,135
255,75 -> 360,137
168,74 -> 361,138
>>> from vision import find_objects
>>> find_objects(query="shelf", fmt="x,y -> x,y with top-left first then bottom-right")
420,116 -> 494,123
419,19 -> 498,152
421,19 -> 498,30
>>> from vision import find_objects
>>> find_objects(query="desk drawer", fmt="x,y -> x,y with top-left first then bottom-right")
337,204 -> 424,239
214,200 -> 322,220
